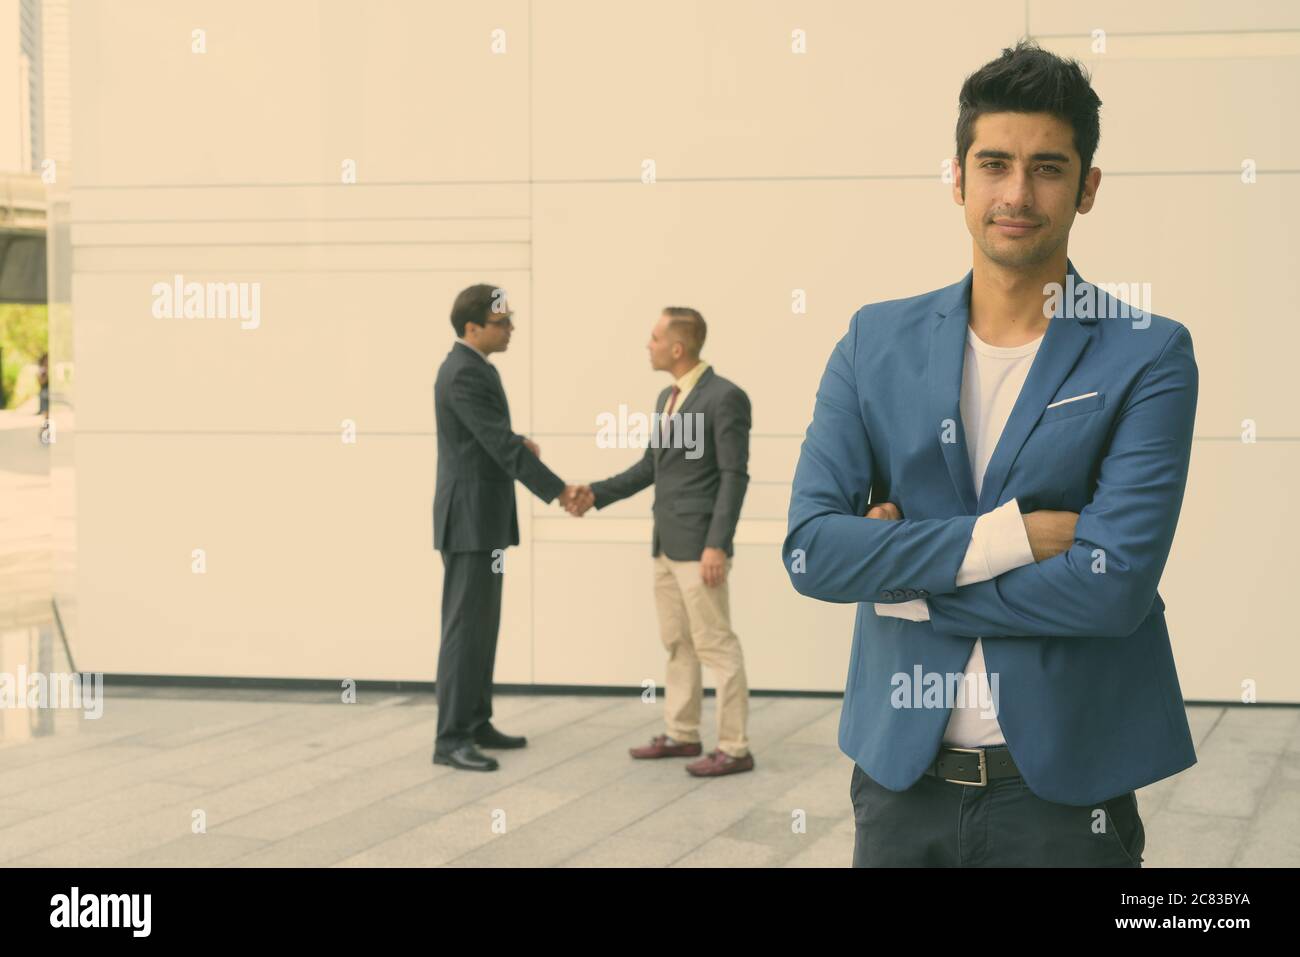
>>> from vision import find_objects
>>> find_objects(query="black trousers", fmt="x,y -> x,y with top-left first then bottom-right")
435,550 -> 503,752
850,761 -> 1145,867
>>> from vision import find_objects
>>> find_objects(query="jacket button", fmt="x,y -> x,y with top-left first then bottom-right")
879,590 -> 892,601
891,590 -> 906,601
917,589 -> 929,598
905,589 -> 918,599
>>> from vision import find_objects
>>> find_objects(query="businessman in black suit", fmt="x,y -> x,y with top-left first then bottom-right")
432,284 -> 588,771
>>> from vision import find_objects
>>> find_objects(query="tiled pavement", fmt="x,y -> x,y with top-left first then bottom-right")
0,684 -> 1295,867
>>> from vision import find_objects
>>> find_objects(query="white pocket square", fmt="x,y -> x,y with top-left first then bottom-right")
1045,390 -> 1099,410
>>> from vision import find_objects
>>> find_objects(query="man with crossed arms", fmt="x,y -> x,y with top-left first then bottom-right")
784,42 -> 1197,866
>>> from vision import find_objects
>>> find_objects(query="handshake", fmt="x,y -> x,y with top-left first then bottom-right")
560,484 -> 595,517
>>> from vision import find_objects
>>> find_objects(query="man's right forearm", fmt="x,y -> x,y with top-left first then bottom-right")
784,508 -> 980,604
784,307 -> 997,605
450,368 -> 566,502
874,497 -> 1035,620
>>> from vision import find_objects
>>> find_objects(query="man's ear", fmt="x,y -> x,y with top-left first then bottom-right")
1076,167 -> 1102,214
951,156 -> 965,206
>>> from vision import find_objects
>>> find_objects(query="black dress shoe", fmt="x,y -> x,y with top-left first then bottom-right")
432,743 -> 499,771
473,725 -> 527,749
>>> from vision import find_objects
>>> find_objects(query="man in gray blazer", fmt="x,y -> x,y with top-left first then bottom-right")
575,308 -> 754,777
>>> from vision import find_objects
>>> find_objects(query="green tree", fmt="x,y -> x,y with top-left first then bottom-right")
0,303 -> 49,408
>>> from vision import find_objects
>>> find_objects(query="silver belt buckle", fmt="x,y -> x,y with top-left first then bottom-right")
944,747 -> 988,787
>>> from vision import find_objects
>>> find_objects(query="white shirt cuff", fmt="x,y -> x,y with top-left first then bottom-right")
875,599 -> 930,621
873,499 -> 1031,623
955,497 -> 1034,587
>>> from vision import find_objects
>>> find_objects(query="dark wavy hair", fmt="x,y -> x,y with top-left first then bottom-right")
956,40 -> 1102,206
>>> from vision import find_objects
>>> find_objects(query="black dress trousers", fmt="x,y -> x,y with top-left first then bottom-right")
435,550 -> 504,752
849,760 -> 1145,867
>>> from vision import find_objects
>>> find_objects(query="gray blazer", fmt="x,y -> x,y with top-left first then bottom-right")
591,366 -> 751,560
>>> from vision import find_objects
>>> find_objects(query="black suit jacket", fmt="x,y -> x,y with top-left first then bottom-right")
590,366 -> 751,560
433,341 -> 565,552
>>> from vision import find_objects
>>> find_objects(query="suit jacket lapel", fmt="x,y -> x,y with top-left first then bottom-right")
453,342 -> 510,421
929,276 -> 980,514
653,386 -> 670,467
657,366 -> 712,464
977,261 -> 1096,513
928,260 -> 1098,516
674,367 -> 712,419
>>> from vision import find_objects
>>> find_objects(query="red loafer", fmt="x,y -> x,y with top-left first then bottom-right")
630,734 -> 703,759
685,749 -> 755,777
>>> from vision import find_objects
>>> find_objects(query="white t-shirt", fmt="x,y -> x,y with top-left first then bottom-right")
942,326 -> 1044,747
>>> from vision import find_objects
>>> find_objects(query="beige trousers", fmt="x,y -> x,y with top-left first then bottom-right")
652,552 -> 750,758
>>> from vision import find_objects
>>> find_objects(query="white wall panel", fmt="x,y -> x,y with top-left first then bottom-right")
58,0 -> 1299,702
1030,0 -> 1300,35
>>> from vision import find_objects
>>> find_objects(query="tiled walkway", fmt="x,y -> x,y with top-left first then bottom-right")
0,684 -> 1294,867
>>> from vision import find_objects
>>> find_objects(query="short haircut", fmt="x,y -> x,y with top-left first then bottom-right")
662,307 -> 706,357
955,40 -> 1102,207
450,283 -> 507,337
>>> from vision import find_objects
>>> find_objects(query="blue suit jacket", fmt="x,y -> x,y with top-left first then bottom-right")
783,260 -> 1198,805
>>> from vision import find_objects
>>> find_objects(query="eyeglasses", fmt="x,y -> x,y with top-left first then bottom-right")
484,315 -> 515,328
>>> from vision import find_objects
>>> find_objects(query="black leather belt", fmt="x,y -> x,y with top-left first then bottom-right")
923,745 -> 1020,787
